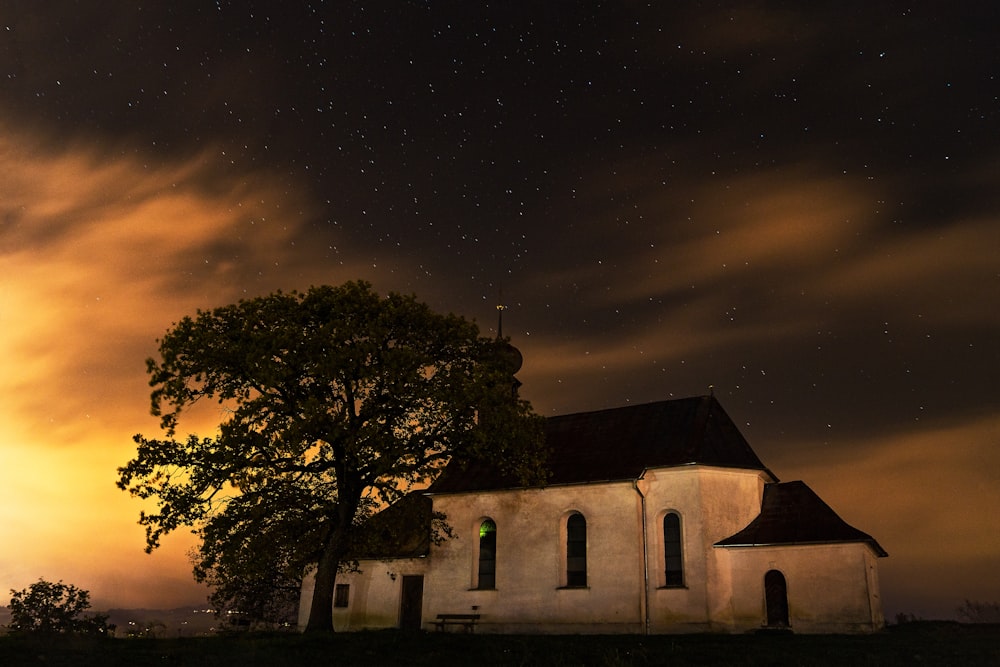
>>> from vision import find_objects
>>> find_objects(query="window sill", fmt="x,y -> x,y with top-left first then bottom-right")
656,585 -> 688,590
556,585 -> 590,590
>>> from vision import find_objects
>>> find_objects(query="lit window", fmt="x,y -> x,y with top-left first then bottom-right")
566,513 -> 588,587
334,584 -> 350,608
478,519 -> 497,589
664,513 -> 683,587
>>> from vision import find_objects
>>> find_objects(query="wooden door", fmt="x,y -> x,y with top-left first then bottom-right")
399,575 -> 424,630
764,570 -> 789,627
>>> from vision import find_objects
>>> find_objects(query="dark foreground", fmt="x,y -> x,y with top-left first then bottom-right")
1,622 -> 997,666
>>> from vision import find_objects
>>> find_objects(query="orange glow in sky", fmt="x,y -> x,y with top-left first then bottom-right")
0,132 -> 349,608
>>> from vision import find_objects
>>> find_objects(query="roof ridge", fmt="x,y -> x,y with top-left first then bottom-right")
432,394 -> 771,494
547,395 -> 707,422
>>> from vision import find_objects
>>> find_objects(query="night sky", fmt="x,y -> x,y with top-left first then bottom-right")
2,2 -> 998,619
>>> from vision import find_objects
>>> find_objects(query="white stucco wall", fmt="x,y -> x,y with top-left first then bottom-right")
425,482 -> 646,633
298,465 -> 884,635
298,556 -> 429,631
716,542 -> 885,633
640,466 -> 770,633
424,465 -> 769,634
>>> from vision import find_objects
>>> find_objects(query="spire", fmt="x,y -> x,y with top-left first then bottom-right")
492,293 -> 522,397
496,283 -> 508,340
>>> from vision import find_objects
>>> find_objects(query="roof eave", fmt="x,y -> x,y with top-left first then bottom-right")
429,462 -> 775,496
714,539 -> 888,558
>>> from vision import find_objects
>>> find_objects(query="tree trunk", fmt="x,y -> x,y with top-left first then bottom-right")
304,487 -> 359,634
304,541 -> 341,634
304,466 -> 362,634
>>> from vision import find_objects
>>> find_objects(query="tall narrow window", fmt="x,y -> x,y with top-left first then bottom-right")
663,513 -> 683,587
334,584 -> 350,608
478,519 -> 497,589
566,513 -> 588,587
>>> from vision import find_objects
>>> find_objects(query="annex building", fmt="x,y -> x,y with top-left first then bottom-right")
299,393 -> 887,634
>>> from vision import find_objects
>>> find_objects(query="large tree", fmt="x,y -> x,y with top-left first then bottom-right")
117,281 -> 546,633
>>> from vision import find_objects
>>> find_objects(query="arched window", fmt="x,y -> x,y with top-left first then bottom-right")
566,513 -> 587,587
477,519 -> 497,589
663,513 -> 684,587
764,570 -> 789,627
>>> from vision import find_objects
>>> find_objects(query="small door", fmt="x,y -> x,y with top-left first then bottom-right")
399,575 -> 424,630
764,570 -> 789,627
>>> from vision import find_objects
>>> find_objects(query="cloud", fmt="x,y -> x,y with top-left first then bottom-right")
512,154 -> 1000,413
0,128 -> 327,604
771,413 -> 1000,618
1,129 -> 326,435
815,216 -> 1000,327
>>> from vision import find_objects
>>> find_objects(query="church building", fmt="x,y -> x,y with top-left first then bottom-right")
299,389 -> 887,634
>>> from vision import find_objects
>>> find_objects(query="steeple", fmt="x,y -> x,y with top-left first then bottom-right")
494,299 -> 523,397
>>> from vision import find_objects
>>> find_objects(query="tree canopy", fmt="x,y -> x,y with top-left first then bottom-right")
117,281 -> 546,633
7,579 -> 109,635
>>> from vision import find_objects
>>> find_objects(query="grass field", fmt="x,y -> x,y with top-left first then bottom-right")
0,622 -> 997,666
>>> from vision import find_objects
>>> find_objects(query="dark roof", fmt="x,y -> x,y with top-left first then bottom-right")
431,395 -> 774,494
715,481 -> 888,557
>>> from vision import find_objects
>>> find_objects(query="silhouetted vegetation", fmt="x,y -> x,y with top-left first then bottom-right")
957,599 -> 1000,623
6,580 -> 108,636
190,525 -> 301,631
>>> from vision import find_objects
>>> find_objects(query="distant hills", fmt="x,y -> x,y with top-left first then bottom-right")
102,607 -> 225,637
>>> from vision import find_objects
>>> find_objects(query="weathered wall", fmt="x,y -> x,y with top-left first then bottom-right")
717,542 -> 885,633
298,556 -> 429,631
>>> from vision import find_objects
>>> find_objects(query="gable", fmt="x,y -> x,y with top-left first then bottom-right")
431,394 -> 774,494
715,481 -> 888,556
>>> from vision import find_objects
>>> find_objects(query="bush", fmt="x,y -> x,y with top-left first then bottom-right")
7,579 -> 109,635
956,599 -> 1000,623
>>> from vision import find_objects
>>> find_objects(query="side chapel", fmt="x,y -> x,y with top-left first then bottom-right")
299,331 -> 887,634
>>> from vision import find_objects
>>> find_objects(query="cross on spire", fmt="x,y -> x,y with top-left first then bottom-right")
496,302 -> 507,339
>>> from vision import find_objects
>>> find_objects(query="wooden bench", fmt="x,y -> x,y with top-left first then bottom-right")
433,613 -> 480,632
